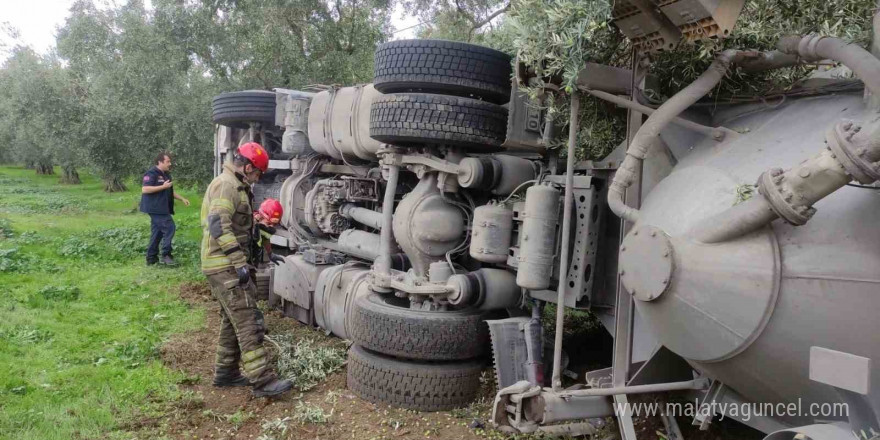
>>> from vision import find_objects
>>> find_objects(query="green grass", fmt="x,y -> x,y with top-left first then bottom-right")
0,166 -> 206,439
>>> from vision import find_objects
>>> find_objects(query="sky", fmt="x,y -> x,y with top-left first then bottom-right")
0,0 -> 420,60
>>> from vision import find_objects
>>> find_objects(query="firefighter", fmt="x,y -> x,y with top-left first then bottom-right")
199,142 -> 292,397
253,198 -> 285,266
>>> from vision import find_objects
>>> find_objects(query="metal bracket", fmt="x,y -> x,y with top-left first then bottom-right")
693,379 -> 726,430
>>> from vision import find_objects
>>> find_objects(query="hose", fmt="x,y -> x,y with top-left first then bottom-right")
608,50 -> 744,224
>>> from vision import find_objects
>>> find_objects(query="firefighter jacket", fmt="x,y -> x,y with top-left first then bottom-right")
200,163 -> 253,274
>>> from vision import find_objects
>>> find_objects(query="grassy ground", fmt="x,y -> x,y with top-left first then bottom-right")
0,166 -> 205,440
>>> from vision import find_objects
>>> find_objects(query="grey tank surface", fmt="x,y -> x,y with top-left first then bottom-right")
635,91 -> 880,427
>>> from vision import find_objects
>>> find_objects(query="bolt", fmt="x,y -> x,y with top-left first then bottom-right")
650,231 -> 657,237
843,121 -> 853,131
663,251 -> 669,258
633,230 -> 639,236
798,168 -> 811,178
712,131 -> 724,140
662,279 -> 669,284
619,270 -> 626,276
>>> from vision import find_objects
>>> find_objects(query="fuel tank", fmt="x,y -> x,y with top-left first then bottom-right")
628,92 -> 880,427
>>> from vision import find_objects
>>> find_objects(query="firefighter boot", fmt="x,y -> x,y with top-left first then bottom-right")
253,378 -> 293,398
213,367 -> 251,388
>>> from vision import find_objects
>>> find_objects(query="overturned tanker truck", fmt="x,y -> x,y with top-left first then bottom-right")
211,2 -> 880,439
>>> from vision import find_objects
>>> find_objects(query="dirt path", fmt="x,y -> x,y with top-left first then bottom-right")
143,282 -> 502,440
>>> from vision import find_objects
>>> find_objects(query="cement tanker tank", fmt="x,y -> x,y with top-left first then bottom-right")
624,91 -> 880,429
606,37 -> 880,437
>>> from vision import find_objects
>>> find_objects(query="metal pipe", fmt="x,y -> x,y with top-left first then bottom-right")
608,50 -> 743,225
689,196 -> 778,243
691,119 -> 880,243
579,87 -> 737,140
340,204 -> 383,230
778,35 -> 880,97
374,163 -> 399,280
556,378 -> 707,398
551,92 -> 580,390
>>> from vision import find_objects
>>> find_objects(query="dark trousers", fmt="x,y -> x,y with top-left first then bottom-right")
147,214 -> 176,262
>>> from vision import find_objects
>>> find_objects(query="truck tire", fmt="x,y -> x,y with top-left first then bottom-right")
212,90 -> 276,128
369,93 -> 507,149
373,39 -> 512,103
350,292 -> 489,361
347,344 -> 484,411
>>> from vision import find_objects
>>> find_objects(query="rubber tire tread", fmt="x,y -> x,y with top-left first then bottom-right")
350,292 -> 489,361
373,39 -> 512,103
370,93 -> 507,149
212,90 -> 276,128
347,345 -> 484,411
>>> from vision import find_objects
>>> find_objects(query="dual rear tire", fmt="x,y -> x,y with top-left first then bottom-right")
369,39 -> 512,150
346,292 -> 490,411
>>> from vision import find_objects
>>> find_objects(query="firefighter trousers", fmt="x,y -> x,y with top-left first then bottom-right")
206,268 -> 276,387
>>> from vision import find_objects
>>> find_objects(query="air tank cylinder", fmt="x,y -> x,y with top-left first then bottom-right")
470,201 -> 514,264
516,183 -> 559,290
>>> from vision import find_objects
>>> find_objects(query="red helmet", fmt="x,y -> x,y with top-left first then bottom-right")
237,142 -> 269,172
259,198 -> 283,223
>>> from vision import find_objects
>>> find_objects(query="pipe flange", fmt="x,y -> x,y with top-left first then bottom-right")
826,121 -> 880,184
618,226 -> 673,302
757,168 -> 815,226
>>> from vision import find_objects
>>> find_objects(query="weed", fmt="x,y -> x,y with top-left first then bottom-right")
59,236 -> 100,259
226,410 -> 254,428
12,231 -> 42,244
293,401 -> 331,424
0,248 -> 45,273
97,226 -> 150,258
734,184 -> 756,205
0,218 -> 13,238
37,285 -> 81,301
260,416 -> 292,437
0,325 -> 54,345
26,285 -> 82,308
111,338 -> 159,368
269,335 -> 348,391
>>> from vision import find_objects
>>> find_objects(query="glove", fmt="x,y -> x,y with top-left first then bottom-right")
236,266 -> 250,285
269,254 -> 285,265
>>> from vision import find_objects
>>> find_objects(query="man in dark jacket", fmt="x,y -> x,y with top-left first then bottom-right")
140,151 -> 190,266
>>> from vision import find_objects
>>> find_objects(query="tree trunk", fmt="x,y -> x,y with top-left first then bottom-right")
35,162 -> 55,175
60,165 -> 81,184
104,176 -> 127,192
